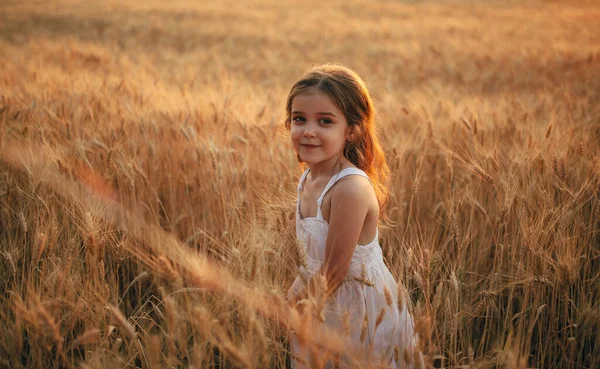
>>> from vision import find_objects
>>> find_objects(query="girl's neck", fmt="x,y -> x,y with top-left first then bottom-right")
307,155 -> 350,180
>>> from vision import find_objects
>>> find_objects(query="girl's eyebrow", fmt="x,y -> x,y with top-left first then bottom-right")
291,110 -> 337,117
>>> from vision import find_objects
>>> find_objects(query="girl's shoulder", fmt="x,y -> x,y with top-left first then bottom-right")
325,167 -> 378,222
327,167 -> 375,200
334,166 -> 371,184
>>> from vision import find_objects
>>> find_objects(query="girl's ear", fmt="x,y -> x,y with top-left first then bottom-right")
346,128 -> 355,142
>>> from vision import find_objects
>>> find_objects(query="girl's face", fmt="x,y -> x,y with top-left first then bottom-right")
290,89 -> 352,168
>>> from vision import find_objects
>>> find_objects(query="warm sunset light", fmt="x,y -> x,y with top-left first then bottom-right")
0,0 -> 598,368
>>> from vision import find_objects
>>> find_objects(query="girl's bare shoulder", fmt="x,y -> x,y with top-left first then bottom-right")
329,173 -> 376,205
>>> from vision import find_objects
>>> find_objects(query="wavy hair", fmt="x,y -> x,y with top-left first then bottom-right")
285,64 -> 391,212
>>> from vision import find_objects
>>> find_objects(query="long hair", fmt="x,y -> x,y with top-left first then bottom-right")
285,64 -> 391,212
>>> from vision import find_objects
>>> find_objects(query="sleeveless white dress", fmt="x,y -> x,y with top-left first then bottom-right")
288,167 -> 417,369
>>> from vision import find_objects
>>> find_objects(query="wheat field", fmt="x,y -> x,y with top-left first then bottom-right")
0,0 -> 599,368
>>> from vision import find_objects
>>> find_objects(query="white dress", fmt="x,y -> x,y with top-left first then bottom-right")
288,167 -> 417,369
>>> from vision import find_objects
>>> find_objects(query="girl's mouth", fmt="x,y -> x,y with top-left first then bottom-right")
301,144 -> 320,149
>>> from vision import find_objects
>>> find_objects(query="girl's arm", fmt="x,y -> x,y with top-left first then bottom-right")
321,176 -> 373,296
289,176 -> 373,304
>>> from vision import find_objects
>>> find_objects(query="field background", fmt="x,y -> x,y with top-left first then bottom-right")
1,0 -> 599,368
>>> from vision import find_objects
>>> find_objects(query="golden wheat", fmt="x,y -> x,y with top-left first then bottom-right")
1,0 -> 599,368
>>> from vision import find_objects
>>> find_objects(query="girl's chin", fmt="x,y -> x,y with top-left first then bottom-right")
298,157 -> 332,166
298,157 -> 318,165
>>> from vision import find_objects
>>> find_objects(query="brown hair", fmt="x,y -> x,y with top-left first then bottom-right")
285,64 -> 391,212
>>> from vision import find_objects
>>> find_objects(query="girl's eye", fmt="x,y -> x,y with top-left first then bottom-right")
319,118 -> 333,124
292,116 -> 305,123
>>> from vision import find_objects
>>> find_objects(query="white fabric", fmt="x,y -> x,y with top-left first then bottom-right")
288,167 -> 417,368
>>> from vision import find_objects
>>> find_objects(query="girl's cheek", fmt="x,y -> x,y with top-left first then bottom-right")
290,126 -> 303,139
290,130 -> 301,147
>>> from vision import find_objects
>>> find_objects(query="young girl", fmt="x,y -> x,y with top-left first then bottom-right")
285,64 -> 418,368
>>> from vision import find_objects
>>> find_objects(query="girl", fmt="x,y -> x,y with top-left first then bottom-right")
285,64 -> 418,368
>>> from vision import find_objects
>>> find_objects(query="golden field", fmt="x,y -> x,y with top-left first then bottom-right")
0,0 -> 599,368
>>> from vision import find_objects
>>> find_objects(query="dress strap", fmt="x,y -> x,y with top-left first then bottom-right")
297,169 -> 310,216
297,169 -> 310,195
316,167 -> 371,219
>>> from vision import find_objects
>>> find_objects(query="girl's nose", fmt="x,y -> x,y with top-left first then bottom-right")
303,125 -> 317,138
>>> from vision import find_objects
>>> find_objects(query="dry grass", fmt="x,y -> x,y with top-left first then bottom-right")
1,0 -> 599,368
